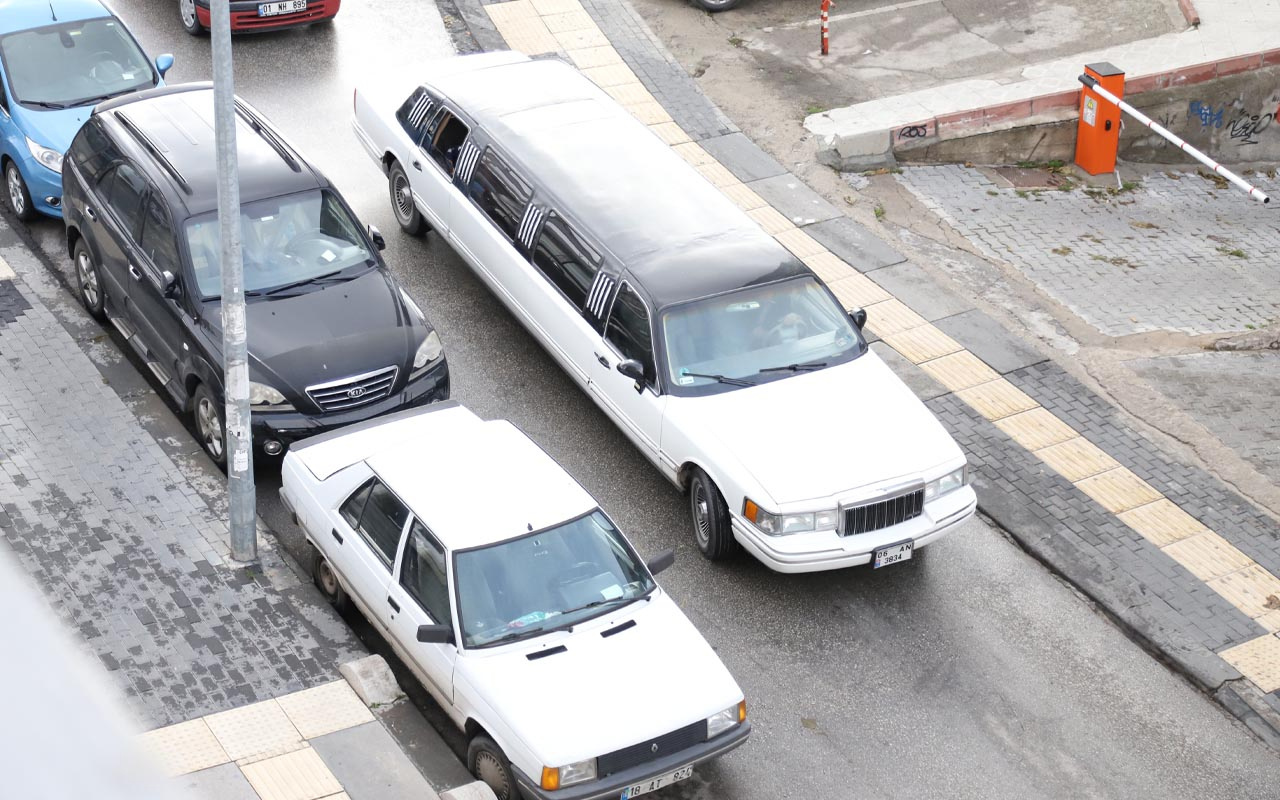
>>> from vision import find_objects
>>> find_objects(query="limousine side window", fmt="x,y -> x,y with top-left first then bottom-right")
466,148 -> 531,241
395,87 -> 437,145
424,109 -> 470,177
604,283 -> 656,387
531,212 -> 602,312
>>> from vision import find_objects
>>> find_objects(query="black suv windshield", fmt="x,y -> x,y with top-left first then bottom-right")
185,189 -> 375,299
454,511 -> 655,649
0,17 -> 154,108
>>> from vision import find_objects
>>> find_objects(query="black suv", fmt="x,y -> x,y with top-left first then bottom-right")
61,83 -> 450,467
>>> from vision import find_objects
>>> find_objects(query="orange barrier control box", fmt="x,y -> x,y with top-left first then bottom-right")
1075,62 -> 1125,175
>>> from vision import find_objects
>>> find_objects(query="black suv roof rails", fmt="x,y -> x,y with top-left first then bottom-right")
233,100 -> 302,173
113,110 -> 192,195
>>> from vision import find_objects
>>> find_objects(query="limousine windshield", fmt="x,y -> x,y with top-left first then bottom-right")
661,277 -> 863,393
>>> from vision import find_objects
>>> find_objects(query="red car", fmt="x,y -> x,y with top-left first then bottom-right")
179,0 -> 339,34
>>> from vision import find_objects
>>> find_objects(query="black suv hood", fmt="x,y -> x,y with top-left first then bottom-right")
201,268 -> 424,409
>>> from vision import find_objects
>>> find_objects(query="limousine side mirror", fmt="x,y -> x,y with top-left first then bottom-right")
368,225 -> 386,251
617,359 -> 645,383
849,308 -> 867,331
160,270 -> 179,299
646,548 -> 675,576
417,624 -> 454,645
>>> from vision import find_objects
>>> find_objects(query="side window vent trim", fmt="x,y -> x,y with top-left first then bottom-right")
407,94 -> 434,130
456,141 -> 481,184
586,273 -> 615,318
517,205 -> 545,248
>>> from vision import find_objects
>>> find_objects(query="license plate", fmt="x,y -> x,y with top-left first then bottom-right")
620,764 -> 693,798
258,0 -> 305,16
873,539 -> 913,568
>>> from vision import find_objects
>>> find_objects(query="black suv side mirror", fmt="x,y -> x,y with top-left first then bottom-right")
850,308 -> 867,331
368,224 -> 386,251
617,359 -> 645,382
160,270 -> 179,299
417,624 -> 454,645
646,548 -> 675,576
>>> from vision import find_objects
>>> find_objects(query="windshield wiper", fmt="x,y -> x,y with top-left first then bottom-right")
758,361 -> 828,374
70,87 -> 141,108
679,371 -> 755,387
25,100 -> 68,109
249,269 -> 352,297
542,595 -> 641,635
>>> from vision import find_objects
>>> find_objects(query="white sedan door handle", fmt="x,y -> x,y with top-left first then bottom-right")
595,352 -> 610,368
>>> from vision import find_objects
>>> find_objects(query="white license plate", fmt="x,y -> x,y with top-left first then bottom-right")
873,539 -> 913,568
258,0 -> 305,16
620,764 -> 693,798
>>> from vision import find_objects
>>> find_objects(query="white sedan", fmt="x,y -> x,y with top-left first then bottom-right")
280,401 -> 750,800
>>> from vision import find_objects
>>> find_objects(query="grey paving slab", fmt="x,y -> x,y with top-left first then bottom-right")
311,721 -> 439,800
699,133 -> 787,183
377,700 -> 474,794
870,342 -> 947,400
746,174 -> 843,227
801,217 -> 906,272
174,763 -> 259,800
865,261 -> 973,321
934,310 -> 1047,375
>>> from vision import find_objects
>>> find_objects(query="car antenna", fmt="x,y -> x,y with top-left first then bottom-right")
527,523 -> 533,531
48,3 -> 57,20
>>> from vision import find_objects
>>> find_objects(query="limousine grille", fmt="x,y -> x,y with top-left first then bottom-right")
306,366 -> 397,413
596,720 -> 708,777
841,488 -> 924,536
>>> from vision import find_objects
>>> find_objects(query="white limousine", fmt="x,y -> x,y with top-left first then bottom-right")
352,52 -> 976,573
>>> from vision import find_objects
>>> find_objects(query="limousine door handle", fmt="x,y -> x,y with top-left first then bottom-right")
594,352 -> 610,368
412,160 -> 422,171
330,528 -> 343,545
128,264 -> 143,281
387,596 -> 400,613
83,205 -> 97,221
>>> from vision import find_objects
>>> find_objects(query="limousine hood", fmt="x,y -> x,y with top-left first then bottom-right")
457,593 -> 742,769
670,352 -> 963,506
202,268 -> 422,404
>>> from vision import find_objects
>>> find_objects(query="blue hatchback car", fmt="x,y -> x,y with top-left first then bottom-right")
0,0 -> 172,220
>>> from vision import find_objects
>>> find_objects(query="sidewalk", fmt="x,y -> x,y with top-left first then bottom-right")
450,0 -> 1280,747
0,227 -> 444,798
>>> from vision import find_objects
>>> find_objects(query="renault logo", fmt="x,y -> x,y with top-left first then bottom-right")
651,743 -> 659,754
346,387 -> 366,399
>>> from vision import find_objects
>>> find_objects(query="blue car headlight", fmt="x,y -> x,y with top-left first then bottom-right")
25,137 -> 63,174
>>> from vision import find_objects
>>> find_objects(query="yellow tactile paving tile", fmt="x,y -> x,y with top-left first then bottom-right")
605,82 -> 658,107
720,181 -> 768,211
671,141 -> 716,167
1208,565 -> 1280,620
826,273 -> 890,310
1074,467 -> 1163,514
566,45 -> 624,69
554,26 -> 610,50
862,298 -> 928,338
1258,610 -> 1280,633
1161,531 -> 1255,582
773,228 -> 826,259
1034,436 -> 1121,482
1116,499 -> 1209,547
801,252 -> 858,284
492,14 -> 561,55
882,325 -> 964,364
139,718 -> 229,777
541,9 -> 595,33
747,206 -> 794,236
647,121 -> 692,146
581,63 -> 639,88
483,0 -> 536,24
919,350 -> 1000,393
693,161 -> 738,188
993,408 -> 1079,452
626,100 -> 673,126
240,747 -> 342,800
1220,634 -> 1280,693
530,0 -> 583,13
205,699 -> 304,764
955,378 -> 1040,422
276,681 -> 375,741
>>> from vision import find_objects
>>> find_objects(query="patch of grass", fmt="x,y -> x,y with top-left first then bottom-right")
1015,189 -> 1029,199
1056,179 -> 1075,192
1198,170 -> 1229,189
873,204 -> 885,220
1090,254 -> 1108,262
804,103 -> 828,116
1051,246 -> 1072,255
987,189 -> 999,196
1246,324 -> 1257,330
1217,246 -> 1247,258
1129,221 -> 1160,230
728,34 -> 745,48
1106,257 -> 1138,269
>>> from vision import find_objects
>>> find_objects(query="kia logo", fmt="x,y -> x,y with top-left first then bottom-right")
346,387 -> 366,399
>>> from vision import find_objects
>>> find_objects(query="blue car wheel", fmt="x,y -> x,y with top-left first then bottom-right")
4,160 -> 35,222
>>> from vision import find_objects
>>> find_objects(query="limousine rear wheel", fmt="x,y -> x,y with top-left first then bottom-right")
467,735 -> 515,800
690,468 -> 738,560
388,161 -> 427,236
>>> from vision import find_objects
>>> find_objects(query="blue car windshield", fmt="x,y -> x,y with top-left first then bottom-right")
0,17 -> 154,108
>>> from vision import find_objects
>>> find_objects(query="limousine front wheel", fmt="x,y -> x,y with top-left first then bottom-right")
388,161 -> 427,236
690,468 -> 738,560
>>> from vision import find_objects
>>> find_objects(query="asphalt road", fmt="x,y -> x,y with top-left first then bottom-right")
13,1 -> 1280,797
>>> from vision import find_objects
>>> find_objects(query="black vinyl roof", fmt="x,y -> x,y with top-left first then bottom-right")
95,83 -> 322,218
427,56 -> 809,309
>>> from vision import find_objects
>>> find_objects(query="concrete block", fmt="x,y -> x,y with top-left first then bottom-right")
934,310 -> 1046,375
340,654 -> 406,707
745,175 -> 841,227
803,217 -> 905,273
865,261 -> 972,321
442,782 -> 500,800
312,721 -> 440,799
699,133 -> 787,182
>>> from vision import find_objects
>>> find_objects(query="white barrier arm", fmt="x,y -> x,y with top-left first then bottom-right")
1079,74 -> 1270,204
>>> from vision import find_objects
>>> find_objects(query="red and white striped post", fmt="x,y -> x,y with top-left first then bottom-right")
820,0 -> 832,56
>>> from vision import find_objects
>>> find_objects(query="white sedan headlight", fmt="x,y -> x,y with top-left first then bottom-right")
26,136 -> 63,174
248,381 -> 291,409
744,499 -> 837,536
707,700 -> 747,738
925,465 -> 968,501
540,758 -> 596,790
412,330 -> 443,371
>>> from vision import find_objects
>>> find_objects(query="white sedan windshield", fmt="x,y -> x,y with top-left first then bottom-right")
662,277 -> 861,391
455,511 -> 654,648
1,18 -> 154,107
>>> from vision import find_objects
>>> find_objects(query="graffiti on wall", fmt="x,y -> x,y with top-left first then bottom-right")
1188,99 -> 1276,146
1227,113 -> 1273,145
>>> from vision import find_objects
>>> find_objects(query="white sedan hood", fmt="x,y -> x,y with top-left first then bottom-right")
671,352 -> 963,505
457,593 -> 741,768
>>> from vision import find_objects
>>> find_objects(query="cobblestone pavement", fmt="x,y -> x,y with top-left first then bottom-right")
896,165 -> 1280,337
0,237 -> 363,728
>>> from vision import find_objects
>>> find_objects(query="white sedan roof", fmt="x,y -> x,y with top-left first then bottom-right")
292,403 -> 598,551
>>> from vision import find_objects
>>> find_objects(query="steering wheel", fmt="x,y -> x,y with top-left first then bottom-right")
766,312 -> 810,346
283,233 -> 339,265
90,52 -> 126,84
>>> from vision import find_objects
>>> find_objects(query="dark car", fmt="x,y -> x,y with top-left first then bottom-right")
61,82 -> 449,467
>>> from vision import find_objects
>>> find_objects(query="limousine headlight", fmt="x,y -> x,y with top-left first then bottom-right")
412,330 -> 443,372
707,700 -> 747,738
925,465 -> 968,502
743,499 -> 838,536
248,381 -> 292,410
541,758 -> 596,790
